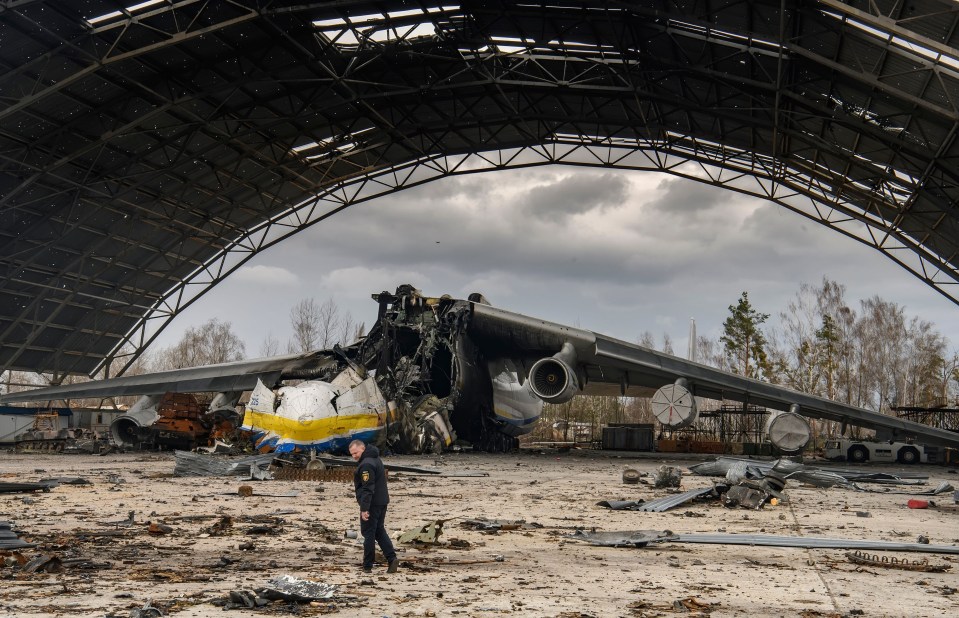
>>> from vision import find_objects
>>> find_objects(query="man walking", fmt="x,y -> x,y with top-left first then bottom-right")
349,439 -> 399,573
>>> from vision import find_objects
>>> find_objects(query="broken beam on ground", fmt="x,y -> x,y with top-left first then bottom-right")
672,533 -> 959,554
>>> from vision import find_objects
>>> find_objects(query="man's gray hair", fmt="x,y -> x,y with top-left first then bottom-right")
348,439 -> 366,450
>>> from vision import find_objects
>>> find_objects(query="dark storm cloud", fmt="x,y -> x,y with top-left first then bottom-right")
156,168 -> 959,355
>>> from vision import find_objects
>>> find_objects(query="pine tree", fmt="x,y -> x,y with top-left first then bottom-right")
721,291 -> 770,379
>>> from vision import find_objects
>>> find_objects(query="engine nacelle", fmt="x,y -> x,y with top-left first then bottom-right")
110,394 -> 161,448
765,405 -> 811,452
528,343 -> 580,404
651,379 -> 698,428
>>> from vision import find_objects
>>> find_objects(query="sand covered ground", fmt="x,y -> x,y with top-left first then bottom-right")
1,448 -> 958,618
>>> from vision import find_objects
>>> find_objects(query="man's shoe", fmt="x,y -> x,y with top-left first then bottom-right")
387,559 -> 399,573
361,566 -> 372,573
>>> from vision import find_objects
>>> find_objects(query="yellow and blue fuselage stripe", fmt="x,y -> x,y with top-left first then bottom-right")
241,410 -> 384,454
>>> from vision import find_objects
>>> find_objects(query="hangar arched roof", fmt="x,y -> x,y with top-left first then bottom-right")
2,0 -> 958,378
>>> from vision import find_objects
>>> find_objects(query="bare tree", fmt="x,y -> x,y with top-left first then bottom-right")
157,319 -> 245,369
289,298 -> 323,353
661,333 -> 674,355
260,333 -> 281,357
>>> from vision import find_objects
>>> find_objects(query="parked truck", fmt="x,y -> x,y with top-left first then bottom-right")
824,438 -> 934,464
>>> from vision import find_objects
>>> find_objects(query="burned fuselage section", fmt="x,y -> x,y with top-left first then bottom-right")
250,285 -> 544,453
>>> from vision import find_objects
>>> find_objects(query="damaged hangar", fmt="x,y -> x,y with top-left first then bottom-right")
2,1 -> 959,387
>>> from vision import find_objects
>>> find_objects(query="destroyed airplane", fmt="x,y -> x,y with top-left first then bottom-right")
3,284 -> 959,455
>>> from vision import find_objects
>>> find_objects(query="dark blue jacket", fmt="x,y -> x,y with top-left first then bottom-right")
353,444 -> 389,510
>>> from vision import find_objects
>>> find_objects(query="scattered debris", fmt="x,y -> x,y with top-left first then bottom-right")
638,487 -> 716,512
908,499 -> 931,509
845,550 -> 951,572
571,529 -> 959,554
148,522 -> 173,535
569,529 -> 678,547
271,467 -> 354,482
128,602 -> 164,618
0,522 -> 35,549
690,457 -> 930,487
459,518 -> 542,531
22,554 -> 62,573
173,451 -> 275,477
673,532 -> 959,554
654,466 -> 683,488
596,500 -> 646,511
398,520 -> 445,545
721,485 -> 768,509
0,481 -> 54,493
259,574 -> 337,602
217,575 -> 342,610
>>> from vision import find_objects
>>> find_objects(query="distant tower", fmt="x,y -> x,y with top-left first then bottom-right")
687,318 -> 697,362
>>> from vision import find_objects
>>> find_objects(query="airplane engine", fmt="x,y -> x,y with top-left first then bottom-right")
528,343 -> 580,404
651,379 -> 698,428
765,405 -> 811,452
110,395 -> 161,448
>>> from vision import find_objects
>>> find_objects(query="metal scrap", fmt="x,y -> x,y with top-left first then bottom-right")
172,450 -> 275,477
673,533 -> 959,554
271,466 -> 354,482
722,485 -> 768,509
690,457 -> 929,487
0,522 -> 34,550
654,465 -> 682,488
0,481 -> 54,493
639,487 -> 717,512
570,529 -> 959,554
459,518 -> 542,531
259,574 -> 337,601
398,520 -> 445,544
568,529 -> 678,547
845,550 -> 951,572
596,500 -> 645,511
853,481 -> 955,496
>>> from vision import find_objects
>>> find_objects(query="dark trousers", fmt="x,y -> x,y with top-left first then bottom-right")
360,504 -> 396,568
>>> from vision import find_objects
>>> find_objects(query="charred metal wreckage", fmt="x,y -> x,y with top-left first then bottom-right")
3,285 -> 959,455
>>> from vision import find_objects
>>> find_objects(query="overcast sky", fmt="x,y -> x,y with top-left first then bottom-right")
151,166 -> 959,359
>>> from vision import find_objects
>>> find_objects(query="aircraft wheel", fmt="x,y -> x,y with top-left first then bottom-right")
897,446 -> 920,464
848,445 -> 868,463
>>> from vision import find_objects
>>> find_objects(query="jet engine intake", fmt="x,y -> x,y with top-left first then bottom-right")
528,342 -> 580,404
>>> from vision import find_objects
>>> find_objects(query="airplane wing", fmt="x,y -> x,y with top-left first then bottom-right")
467,302 -> 959,449
0,351 -> 337,403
